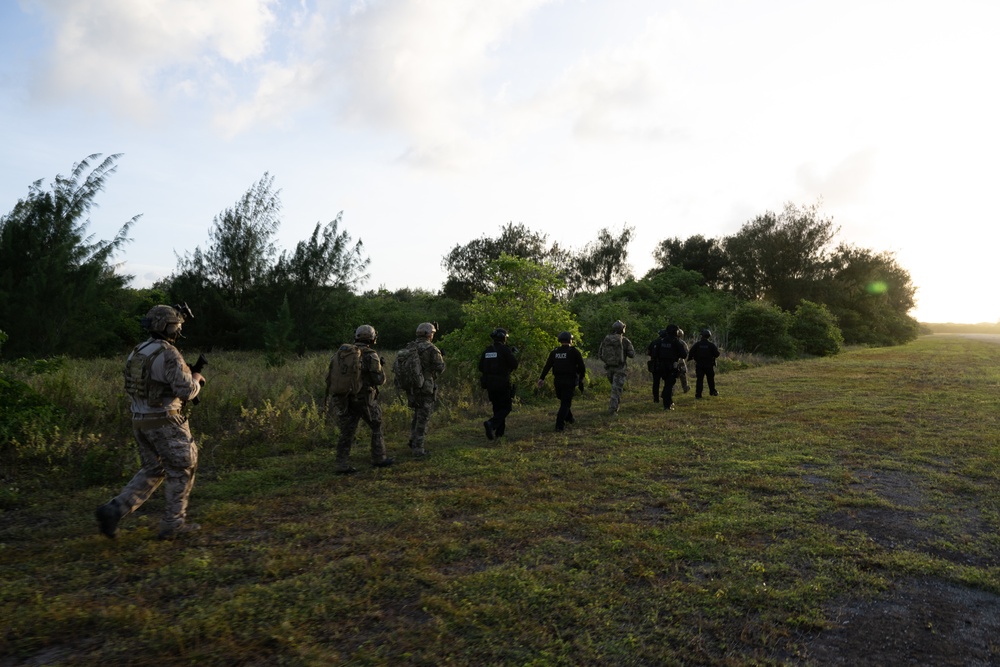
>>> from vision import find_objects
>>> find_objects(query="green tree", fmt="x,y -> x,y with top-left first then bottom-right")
722,202 -> 837,310
353,287 -> 464,352
651,234 -> 727,288
789,300 -> 843,356
438,255 -> 581,395
0,153 -> 138,358
727,301 -> 798,358
263,295 -> 297,367
576,224 -> 635,293
821,244 -> 919,346
269,212 -> 370,351
441,223 -> 555,300
571,267 -> 737,356
182,172 -> 281,309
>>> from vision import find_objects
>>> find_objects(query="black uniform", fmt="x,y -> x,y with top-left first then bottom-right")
539,344 -> 587,430
687,338 -> 720,397
652,333 -> 689,409
646,335 -> 667,403
479,342 -> 519,438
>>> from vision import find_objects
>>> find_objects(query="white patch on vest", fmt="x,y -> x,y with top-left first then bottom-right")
484,352 -> 498,359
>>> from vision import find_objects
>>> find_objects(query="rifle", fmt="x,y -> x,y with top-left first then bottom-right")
187,353 -> 208,405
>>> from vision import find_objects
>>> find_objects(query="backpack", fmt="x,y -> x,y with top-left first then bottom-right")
327,344 -> 363,396
393,342 -> 425,392
600,334 -> 624,366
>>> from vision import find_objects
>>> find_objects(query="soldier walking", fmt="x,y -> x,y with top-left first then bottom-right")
394,322 -> 446,457
652,324 -> 689,410
326,325 -> 394,474
597,320 -> 636,414
96,303 -> 205,540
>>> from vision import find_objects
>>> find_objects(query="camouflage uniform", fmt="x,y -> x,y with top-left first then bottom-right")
107,336 -> 202,537
598,331 -> 636,414
406,339 -> 446,456
330,343 -> 391,471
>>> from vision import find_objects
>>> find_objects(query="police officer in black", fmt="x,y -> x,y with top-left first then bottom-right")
688,328 -> 721,398
536,331 -> 587,431
653,324 -> 689,410
479,327 -> 519,439
646,328 -> 668,403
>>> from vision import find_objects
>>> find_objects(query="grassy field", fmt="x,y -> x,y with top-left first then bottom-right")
2,335 -> 999,666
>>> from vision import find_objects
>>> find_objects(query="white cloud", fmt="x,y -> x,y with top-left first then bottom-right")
27,0 -> 276,119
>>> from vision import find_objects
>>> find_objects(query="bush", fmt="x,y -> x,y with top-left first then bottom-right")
790,300 -> 843,356
727,301 -> 798,358
438,255 -> 582,400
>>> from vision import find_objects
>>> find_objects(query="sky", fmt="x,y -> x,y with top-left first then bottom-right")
1,0 -> 997,324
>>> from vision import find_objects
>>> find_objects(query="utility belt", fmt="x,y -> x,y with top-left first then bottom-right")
132,408 -> 183,430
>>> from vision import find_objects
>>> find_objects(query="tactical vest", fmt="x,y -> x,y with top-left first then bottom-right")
124,341 -> 171,408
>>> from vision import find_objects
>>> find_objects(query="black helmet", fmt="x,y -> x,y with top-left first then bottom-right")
490,327 -> 509,343
657,328 -> 668,338
557,331 -> 573,343
665,324 -> 679,337
701,328 -> 712,339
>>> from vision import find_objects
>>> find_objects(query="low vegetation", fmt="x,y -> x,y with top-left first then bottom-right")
2,335 -> 998,665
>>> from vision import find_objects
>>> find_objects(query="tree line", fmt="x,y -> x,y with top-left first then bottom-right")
0,154 -> 919,364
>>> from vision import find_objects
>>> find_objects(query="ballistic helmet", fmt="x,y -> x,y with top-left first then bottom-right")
416,322 -> 436,339
490,327 -> 509,343
142,303 -> 191,342
658,328 -> 668,338
665,324 -> 679,337
355,324 -> 377,344
611,320 -> 626,334
557,331 -> 573,343
701,328 -> 712,339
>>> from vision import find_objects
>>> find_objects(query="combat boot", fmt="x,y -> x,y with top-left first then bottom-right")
95,499 -> 123,539
373,457 -> 395,468
158,522 -> 201,540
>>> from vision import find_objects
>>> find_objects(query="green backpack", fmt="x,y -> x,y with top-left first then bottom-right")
327,344 -> 363,396
600,334 -> 624,366
393,342 -> 425,392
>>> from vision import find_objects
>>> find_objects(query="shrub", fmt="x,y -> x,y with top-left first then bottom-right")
727,301 -> 798,358
789,300 -> 843,356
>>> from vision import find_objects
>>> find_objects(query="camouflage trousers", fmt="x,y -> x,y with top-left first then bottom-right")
332,392 -> 387,468
606,365 -> 628,413
676,361 -> 690,392
408,392 -> 436,452
116,414 -> 198,534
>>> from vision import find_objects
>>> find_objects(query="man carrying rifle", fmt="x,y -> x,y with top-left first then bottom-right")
96,303 -> 207,540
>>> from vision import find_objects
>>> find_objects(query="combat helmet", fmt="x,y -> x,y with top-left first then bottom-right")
416,322 -> 437,339
557,331 -> 573,343
611,320 -> 626,334
141,303 -> 192,342
700,328 -> 712,339
490,327 -> 509,343
355,324 -> 377,344
665,324 -> 679,337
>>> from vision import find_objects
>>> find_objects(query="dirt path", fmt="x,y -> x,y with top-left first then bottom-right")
801,461 -> 1000,665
